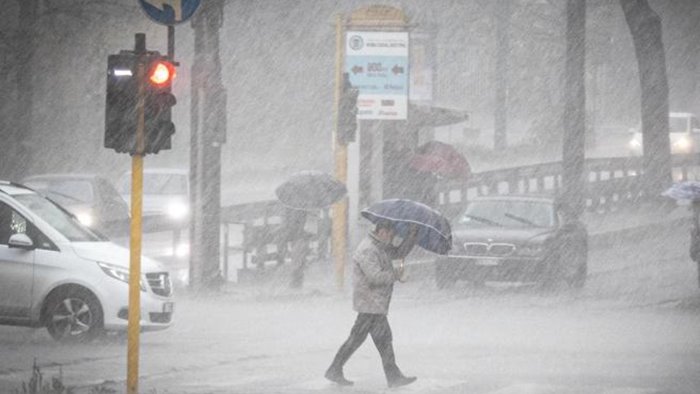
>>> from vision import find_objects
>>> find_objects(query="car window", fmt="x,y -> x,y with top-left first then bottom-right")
12,194 -> 104,242
669,117 -> 689,134
692,117 -> 700,130
0,201 -> 56,250
26,180 -> 94,206
120,173 -> 187,195
96,179 -> 122,202
459,200 -> 555,228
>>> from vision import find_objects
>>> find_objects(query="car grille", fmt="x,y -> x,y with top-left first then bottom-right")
463,242 -> 515,257
146,272 -> 172,297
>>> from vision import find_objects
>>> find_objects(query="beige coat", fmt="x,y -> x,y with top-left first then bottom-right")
352,232 -> 400,315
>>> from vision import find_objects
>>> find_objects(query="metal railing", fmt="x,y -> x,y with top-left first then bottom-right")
434,154 -> 700,218
136,154 -> 700,280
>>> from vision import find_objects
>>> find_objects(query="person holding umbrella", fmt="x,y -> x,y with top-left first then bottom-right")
275,171 -> 347,289
325,199 -> 452,388
325,219 -> 419,388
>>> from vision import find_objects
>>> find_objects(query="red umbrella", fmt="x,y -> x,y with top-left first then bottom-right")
409,141 -> 471,179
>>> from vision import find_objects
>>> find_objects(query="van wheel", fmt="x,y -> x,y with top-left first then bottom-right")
45,287 -> 103,342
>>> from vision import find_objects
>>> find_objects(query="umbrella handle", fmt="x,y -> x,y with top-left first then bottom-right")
398,260 -> 407,283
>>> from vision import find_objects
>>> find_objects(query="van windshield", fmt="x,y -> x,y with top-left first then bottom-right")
13,193 -> 104,242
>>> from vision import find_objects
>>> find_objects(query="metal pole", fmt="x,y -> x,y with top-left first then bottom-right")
127,33 -> 146,394
332,14 -> 348,290
167,25 -> 175,60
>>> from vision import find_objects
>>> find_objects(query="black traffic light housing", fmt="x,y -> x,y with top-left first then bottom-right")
337,73 -> 359,145
105,49 -> 176,155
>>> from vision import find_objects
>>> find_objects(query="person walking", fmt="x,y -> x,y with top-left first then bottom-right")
280,207 -> 311,289
325,220 -> 418,388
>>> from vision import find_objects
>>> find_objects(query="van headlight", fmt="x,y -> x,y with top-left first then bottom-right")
166,201 -> 188,220
628,138 -> 641,149
97,262 -> 146,291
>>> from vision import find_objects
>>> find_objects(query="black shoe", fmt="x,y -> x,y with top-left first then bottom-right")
388,375 -> 417,388
325,368 -> 354,386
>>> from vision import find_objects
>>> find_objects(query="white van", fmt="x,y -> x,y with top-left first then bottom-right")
0,181 -> 173,342
629,112 -> 700,155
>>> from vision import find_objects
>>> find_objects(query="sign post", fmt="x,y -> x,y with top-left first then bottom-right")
332,6 -> 409,290
124,3 -> 200,393
126,33 -> 147,394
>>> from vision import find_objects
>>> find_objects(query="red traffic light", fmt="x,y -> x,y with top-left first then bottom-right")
149,60 -> 176,87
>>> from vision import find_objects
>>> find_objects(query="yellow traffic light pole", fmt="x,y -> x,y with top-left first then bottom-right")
332,14 -> 348,290
127,43 -> 146,394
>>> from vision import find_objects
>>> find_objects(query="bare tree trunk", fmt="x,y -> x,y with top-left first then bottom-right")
190,0 -> 226,291
620,0 -> 671,196
562,0 -> 586,217
4,0 -> 38,180
493,0 -> 510,150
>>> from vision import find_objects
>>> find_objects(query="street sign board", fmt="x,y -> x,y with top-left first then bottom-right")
345,31 -> 409,120
138,0 -> 201,25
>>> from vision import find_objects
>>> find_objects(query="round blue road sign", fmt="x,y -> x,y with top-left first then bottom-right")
138,0 -> 201,25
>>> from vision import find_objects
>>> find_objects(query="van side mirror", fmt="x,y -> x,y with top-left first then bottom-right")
8,233 -> 35,250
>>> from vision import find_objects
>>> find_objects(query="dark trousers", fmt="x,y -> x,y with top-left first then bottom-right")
329,313 -> 402,381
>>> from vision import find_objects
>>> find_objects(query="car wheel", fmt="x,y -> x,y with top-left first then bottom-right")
45,287 -> 104,342
435,260 -> 457,289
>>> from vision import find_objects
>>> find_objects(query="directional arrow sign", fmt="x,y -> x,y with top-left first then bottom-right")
139,0 -> 200,25
345,31 -> 408,120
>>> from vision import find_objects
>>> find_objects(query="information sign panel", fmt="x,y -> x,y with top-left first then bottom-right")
345,31 -> 409,120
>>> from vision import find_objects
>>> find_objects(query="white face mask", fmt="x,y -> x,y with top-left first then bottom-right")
391,233 -> 405,248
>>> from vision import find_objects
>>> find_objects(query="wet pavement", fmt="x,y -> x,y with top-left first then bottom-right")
1,214 -> 699,394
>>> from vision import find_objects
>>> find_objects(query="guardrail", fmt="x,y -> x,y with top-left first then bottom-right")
434,154 -> 700,218
136,154 -> 700,282
220,201 -> 331,282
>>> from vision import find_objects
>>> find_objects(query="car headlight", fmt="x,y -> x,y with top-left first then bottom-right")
175,242 -> 190,258
673,137 -> 692,151
518,244 -> 544,257
167,201 -> 188,220
76,211 -> 94,227
628,138 -> 641,149
97,262 -> 146,291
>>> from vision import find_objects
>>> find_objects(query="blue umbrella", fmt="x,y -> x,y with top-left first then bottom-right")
662,181 -> 700,201
361,199 -> 452,255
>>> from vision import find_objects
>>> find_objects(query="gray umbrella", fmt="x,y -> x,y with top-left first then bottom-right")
275,171 -> 347,210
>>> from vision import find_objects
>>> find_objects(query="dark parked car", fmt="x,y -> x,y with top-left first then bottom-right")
21,174 -> 130,238
435,196 -> 588,289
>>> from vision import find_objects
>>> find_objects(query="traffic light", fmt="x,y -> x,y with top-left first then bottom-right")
104,51 -> 176,155
337,73 -> 359,145
143,56 -> 176,154
105,51 -> 139,154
